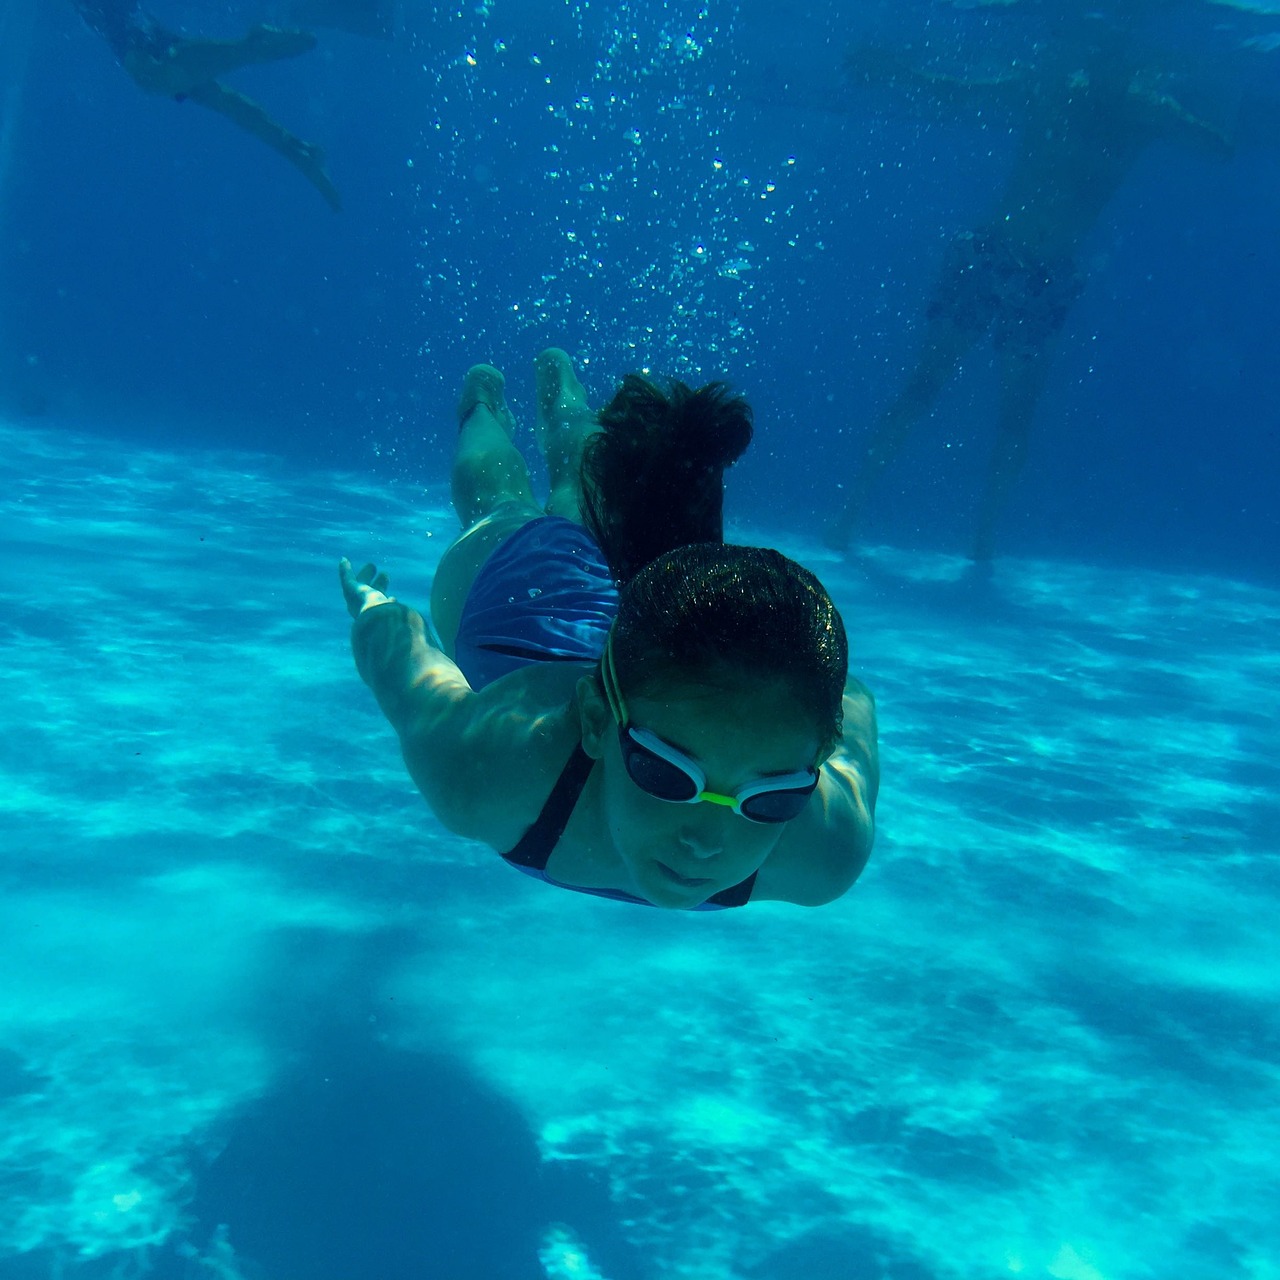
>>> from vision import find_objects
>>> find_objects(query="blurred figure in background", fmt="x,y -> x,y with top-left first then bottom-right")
825,14 -> 1234,563
71,0 -> 344,209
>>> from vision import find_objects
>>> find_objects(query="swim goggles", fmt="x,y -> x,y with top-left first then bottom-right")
599,628 -> 820,824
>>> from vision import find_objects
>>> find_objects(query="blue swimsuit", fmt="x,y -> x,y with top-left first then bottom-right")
453,516 -> 618,687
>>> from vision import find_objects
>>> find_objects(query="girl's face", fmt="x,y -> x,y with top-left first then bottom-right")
588,676 -> 824,908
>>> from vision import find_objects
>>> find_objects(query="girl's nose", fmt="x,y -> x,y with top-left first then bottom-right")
678,826 -> 723,860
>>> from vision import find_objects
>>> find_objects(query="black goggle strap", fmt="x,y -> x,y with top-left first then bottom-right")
600,623 -> 627,726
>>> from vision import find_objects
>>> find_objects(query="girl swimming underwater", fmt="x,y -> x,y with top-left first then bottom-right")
340,349 -> 878,909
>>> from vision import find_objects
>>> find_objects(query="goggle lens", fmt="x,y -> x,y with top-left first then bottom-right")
618,726 -> 817,824
738,786 -> 816,824
622,741 -> 701,802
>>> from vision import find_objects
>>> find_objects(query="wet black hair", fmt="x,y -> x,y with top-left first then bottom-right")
580,374 -> 753,586
580,375 -> 848,748
612,543 -> 848,750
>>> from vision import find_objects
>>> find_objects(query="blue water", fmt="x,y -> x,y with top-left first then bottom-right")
1,2 -> 1278,1278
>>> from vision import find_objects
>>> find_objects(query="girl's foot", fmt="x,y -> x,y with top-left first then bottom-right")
458,364 -> 518,437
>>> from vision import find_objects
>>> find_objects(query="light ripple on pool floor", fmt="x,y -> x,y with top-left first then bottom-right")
1,419 -> 1276,1279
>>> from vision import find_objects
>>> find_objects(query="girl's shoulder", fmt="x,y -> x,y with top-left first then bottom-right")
410,661 -> 592,850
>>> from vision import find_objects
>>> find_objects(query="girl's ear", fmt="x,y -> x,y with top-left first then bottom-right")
576,674 -> 611,760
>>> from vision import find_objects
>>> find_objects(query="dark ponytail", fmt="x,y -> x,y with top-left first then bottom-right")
580,375 -> 752,587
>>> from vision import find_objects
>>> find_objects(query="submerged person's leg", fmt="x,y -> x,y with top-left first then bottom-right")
970,344 -> 1054,562
181,79 -> 341,210
125,24 -> 318,94
824,315 -> 979,551
431,365 -> 542,654
117,19 -> 341,210
535,348 -> 600,524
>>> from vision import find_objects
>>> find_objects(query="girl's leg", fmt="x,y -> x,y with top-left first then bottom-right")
534,348 -> 601,524
450,363 -> 537,527
431,365 -> 542,655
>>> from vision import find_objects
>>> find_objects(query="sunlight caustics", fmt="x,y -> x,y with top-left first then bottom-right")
3,416 -> 1278,1276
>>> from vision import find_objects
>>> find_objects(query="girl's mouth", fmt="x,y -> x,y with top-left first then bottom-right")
655,861 -> 713,888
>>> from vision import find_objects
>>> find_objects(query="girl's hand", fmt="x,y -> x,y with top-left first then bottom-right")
339,558 -> 393,619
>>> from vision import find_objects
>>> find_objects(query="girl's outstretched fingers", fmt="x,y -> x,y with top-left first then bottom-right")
339,558 -> 392,618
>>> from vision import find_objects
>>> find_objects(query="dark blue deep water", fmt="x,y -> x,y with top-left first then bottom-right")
6,0 -> 1278,577
1,3 -> 1277,1279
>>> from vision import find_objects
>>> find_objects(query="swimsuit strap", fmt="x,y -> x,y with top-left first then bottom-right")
504,743 -> 597,870
502,742 -> 758,908
707,870 -> 757,908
